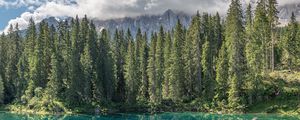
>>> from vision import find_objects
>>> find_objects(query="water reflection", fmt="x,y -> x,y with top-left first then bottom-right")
0,112 -> 298,120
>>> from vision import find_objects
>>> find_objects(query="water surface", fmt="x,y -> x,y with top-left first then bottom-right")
0,112 -> 298,120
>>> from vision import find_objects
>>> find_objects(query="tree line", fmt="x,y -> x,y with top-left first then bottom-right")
0,0 -> 299,113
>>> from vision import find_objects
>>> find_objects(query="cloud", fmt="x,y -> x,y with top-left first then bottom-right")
2,0 -> 300,33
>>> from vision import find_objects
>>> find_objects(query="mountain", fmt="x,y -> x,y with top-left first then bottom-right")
278,3 -> 300,26
34,9 -> 191,38
93,9 -> 191,38
21,5 -> 300,37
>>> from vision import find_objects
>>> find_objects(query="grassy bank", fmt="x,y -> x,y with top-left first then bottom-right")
248,70 -> 300,115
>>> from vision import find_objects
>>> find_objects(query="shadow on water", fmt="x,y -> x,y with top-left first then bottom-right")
0,111 -> 299,120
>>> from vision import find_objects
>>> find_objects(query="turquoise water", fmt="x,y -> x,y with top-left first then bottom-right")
0,112 -> 299,120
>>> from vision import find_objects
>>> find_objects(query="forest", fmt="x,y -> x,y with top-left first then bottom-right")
0,0 -> 299,114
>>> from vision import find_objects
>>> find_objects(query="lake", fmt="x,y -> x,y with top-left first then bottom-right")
0,112 -> 299,120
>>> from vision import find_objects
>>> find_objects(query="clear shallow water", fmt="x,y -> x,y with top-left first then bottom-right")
0,112 -> 299,120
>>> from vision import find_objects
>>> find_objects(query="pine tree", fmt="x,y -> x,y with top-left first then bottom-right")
67,17 -> 84,106
153,26 -> 165,103
43,23 -> 53,83
135,28 -> 142,87
163,32 -> 172,99
47,35 -> 64,100
0,34 -> 7,104
148,33 -> 157,104
98,29 -> 114,102
17,53 -> 29,102
26,21 -> 48,100
184,21 -> 194,100
113,30 -> 126,103
5,24 -> 20,103
137,31 -> 149,102
169,20 -> 185,102
0,76 -> 4,104
253,0 -> 271,73
214,44 -> 229,108
124,29 -> 138,104
81,20 -> 97,103
225,0 -> 246,113
246,0 -> 270,105
245,3 -> 253,45
190,12 -> 203,99
20,18 -> 36,102
268,0 -> 279,71
201,35 -> 214,101
283,12 -> 300,69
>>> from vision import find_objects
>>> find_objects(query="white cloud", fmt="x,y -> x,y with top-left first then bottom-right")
2,0 -> 300,33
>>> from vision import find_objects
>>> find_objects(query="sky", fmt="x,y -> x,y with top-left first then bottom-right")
0,0 -> 299,33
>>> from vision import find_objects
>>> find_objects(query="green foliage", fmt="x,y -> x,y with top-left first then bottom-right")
137,31 -> 149,103
169,20 -> 185,102
225,0 -> 246,113
124,29 -> 138,104
0,0 -> 298,115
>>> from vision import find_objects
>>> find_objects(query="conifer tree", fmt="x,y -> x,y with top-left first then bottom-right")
27,21 -> 47,97
0,33 -> 8,103
98,29 -> 114,102
246,0 -> 270,105
137,31 -> 149,102
184,22 -> 194,100
169,20 -> 185,101
225,0 -> 246,112
81,21 -> 97,103
113,30 -> 126,103
283,12 -> 300,69
214,44 -> 229,107
5,24 -> 20,103
163,32 -> 172,99
0,76 -> 3,104
124,29 -> 138,104
148,33 -> 157,104
190,12 -> 203,99
67,17 -> 84,106
47,36 -> 64,99
268,0 -> 279,71
153,26 -> 165,103
201,36 -> 214,101
22,18 -> 36,101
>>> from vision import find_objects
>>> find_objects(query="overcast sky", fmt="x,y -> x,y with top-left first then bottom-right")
0,0 -> 299,33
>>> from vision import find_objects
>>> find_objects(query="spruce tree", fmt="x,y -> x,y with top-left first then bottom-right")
225,0 -> 246,112
169,20 -> 185,102
0,76 -> 4,104
98,29 -> 114,102
81,21 -> 97,103
5,24 -> 20,103
124,29 -> 138,104
113,30 -> 126,103
67,17 -> 84,106
214,44 -> 229,108
137,31 -> 149,102
246,0 -> 270,105
268,0 -> 279,71
148,33 -> 157,104
0,34 -> 7,103
47,36 -> 64,100
163,32 -> 172,99
201,36 -> 214,101
283,12 -> 300,69
153,26 -> 165,103
190,12 -> 203,99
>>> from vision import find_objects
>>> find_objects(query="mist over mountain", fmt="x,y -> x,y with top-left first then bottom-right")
278,3 -> 300,25
32,9 -> 192,38
22,1 -> 300,37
